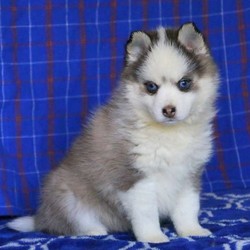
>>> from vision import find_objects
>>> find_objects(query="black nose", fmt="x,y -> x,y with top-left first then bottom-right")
162,105 -> 176,118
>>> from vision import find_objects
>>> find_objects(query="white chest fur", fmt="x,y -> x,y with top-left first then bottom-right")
131,123 -> 211,171
129,122 -> 212,216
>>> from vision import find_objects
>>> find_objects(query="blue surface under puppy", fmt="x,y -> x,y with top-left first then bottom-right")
8,22 -> 219,243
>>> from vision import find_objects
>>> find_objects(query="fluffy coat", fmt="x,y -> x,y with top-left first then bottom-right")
8,22 -> 219,243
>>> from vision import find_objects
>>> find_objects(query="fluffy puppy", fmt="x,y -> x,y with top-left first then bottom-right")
8,22 -> 219,243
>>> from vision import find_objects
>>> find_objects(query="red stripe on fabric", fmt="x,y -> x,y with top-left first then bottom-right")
202,0 -> 209,38
141,0 -> 148,30
45,0 -> 56,168
0,156 -> 13,214
110,0 -> 117,90
78,1 -> 88,121
11,0 -> 31,210
173,0 -> 180,26
236,0 -> 250,136
213,121 -> 232,189
202,0 -> 231,188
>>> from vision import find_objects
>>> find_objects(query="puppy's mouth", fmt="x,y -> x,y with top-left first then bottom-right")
162,115 -> 187,125
163,118 -> 178,125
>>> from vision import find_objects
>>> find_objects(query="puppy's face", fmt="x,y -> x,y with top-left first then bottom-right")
137,42 -> 197,124
123,23 -> 218,125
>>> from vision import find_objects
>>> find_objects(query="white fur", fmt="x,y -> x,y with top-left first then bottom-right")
63,190 -> 107,236
117,118 -> 213,242
158,26 -> 166,44
171,188 -> 211,237
141,41 -> 189,83
7,216 -> 35,232
119,179 -> 169,243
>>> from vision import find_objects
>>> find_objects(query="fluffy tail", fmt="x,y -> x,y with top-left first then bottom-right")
7,216 -> 35,232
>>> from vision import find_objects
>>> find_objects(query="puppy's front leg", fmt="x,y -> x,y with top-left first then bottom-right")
171,187 -> 211,237
119,179 -> 169,243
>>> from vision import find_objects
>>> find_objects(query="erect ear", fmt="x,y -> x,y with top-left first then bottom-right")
126,31 -> 151,64
178,22 -> 208,55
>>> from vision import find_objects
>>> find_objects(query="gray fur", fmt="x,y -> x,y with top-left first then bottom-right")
35,89 -> 144,234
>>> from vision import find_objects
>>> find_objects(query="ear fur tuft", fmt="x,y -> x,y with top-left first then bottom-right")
178,22 -> 208,55
126,31 -> 151,64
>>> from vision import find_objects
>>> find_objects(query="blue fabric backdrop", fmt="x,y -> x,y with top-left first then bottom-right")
0,0 -> 250,217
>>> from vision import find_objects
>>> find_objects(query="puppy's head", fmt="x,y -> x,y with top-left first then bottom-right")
122,23 -> 219,125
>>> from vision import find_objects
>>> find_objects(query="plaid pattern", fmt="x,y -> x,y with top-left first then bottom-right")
0,0 -> 249,215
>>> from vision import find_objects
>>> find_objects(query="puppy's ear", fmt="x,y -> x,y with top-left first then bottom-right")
178,22 -> 208,55
126,31 -> 151,64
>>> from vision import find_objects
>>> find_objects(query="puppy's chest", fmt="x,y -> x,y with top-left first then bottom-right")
128,126 -> 210,216
130,127 -> 195,173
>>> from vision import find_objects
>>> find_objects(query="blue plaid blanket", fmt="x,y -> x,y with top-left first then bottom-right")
2,190 -> 250,249
1,0 -> 250,249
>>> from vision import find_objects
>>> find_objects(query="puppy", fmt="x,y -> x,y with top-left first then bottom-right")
8,22 -> 219,243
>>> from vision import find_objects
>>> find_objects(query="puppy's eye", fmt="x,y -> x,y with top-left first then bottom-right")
144,81 -> 159,95
177,79 -> 192,92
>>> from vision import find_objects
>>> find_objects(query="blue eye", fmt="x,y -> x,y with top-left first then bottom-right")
144,81 -> 159,95
177,79 -> 192,91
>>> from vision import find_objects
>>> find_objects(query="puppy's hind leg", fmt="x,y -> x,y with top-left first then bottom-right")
74,209 -> 108,236
64,191 -> 108,236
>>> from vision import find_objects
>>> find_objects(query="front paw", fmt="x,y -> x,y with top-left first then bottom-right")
137,232 -> 169,243
178,226 -> 212,237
